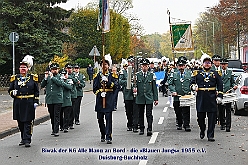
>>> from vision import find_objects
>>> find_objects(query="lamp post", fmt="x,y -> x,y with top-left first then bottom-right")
203,30 -> 208,52
203,20 -> 215,54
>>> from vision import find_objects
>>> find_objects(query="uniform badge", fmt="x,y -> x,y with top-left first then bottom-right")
204,77 -> 210,82
180,78 -> 184,82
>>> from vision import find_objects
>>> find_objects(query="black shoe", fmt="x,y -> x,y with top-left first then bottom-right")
25,143 -> 31,147
69,126 -> 74,129
133,128 -> 138,133
185,127 -> 191,132
64,129 -> 68,133
127,127 -> 132,131
226,128 -> 230,132
51,132 -> 55,136
75,121 -> 80,125
139,130 -> 144,135
19,141 -> 25,146
208,137 -> 215,142
54,133 -> 59,137
177,126 -> 182,130
101,138 -> 106,142
147,130 -> 152,136
200,131 -> 205,139
106,140 -> 112,144
220,125 -> 225,130
60,128 -> 64,131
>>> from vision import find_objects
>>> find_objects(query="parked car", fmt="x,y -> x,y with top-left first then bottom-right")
228,59 -> 242,69
228,68 -> 244,80
233,73 -> 248,115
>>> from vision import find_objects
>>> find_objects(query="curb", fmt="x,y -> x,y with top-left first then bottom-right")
0,114 -> 50,139
0,89 -> 92,139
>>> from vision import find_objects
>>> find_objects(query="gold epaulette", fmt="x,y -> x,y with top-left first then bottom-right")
217,70 -> 222,76
192,70 -> 198,77
32,74 -> 38,82
112,73 -> 118,79
10,75 -> 16,82
93,73 -> 98,79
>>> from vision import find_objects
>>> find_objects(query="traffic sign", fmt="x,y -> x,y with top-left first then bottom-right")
9,32 -> 19,42
89,45 -> 100,56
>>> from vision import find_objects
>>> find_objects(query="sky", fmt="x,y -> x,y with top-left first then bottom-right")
58,0 -> 220,34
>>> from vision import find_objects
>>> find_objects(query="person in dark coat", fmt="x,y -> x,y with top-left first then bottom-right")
87,64 -> 94,84
8,61 -> 39,147
93,60 -> 118,144
191,54 -> 223,142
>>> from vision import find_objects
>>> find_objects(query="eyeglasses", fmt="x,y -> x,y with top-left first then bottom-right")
204,62 -> 211,64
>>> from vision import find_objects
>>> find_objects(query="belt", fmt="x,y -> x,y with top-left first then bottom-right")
95,89 -> 113,95
16,95 -> 34,99
198,87 -> 216,91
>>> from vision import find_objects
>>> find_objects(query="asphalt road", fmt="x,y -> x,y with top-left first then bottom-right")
0,91 -> 247,165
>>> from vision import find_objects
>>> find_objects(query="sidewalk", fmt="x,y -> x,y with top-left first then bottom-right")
0,81 -> 93,139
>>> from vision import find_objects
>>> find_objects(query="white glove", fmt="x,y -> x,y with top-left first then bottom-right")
165,82 -> 168,86
12,90 -> 18,96
216,97 -> 222,104
102,76 -> 108,82
34,103 -> 38,109
191,84 -> 198,91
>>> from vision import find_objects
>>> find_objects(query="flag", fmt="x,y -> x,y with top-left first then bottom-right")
98,0 -> 110,33
170,23 -> 193,52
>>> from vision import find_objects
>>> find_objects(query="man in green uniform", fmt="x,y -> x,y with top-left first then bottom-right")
219,58 -> 237,132
74,64 -> 86,125
134,58 -> 158,136
41,63 -> 63,137
168,57 -> 192,132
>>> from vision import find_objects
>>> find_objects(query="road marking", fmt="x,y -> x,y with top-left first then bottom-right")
139,160 -> 148,165
163,107 -> 168,112
148,132 -> 159,144
158,117 -> 164,124
166,101 -> 169,104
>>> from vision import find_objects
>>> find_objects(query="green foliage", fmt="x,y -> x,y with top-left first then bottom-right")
69,8 -> 131,64
0,0 -> 72,73
74,58 -> 94,68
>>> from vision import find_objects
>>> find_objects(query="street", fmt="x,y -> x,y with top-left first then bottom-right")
0,91 -> 247,165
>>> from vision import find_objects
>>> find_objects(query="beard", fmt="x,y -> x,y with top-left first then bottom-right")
179,68 -> 184,73
203,67 -> 210,71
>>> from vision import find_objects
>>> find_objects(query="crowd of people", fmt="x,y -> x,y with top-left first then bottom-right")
8,53 -> 238,147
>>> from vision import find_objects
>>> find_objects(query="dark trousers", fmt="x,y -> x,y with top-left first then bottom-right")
173,101 -> 190,127
197,112 -> 216,138
74,96 -> 82,123
124,100 -> 134,128
97,112 -> 112,140
18,120 -> 32,144
60,108 -> 64,130
69,98 -> 76,126
62,106 -> 71,129
113,89 -> 119,109
219,103 -> 231,128
138,104 -> 153,131
132,98 -> 139,129
48,104 -> 62,133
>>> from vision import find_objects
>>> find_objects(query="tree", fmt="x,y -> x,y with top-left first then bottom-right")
0,0 -> 72,73
69,8 -> 131,63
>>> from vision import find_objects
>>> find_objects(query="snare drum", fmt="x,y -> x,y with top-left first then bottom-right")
179,95 -> 196,107
222,93 -> 237,104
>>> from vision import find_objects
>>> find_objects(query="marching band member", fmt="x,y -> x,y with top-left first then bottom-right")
219,58 -> 237,132
191,54 -> 223,142
8,61 -> 39,147
168,56 -> 192,132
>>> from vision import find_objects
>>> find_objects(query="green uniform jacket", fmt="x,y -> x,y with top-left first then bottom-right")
222,69 -> 235,93
119,69 -> 134,101
135,71 -> 158,104
75,73 -> 86,97
62,79 -> 72,107
167,70 -> 192,101
68,73 -> 77,99
41,74 -> 64,104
